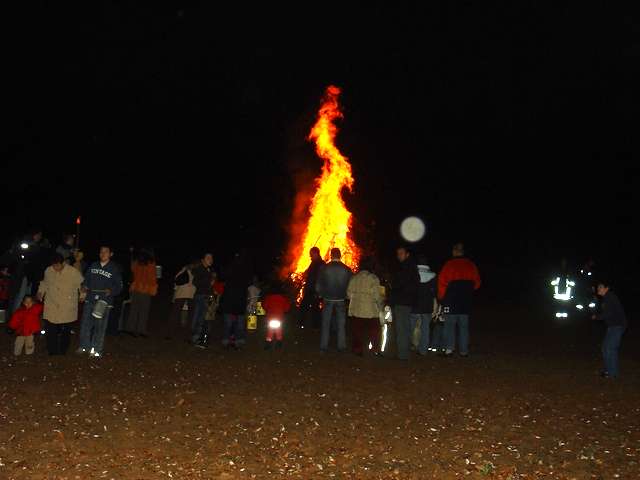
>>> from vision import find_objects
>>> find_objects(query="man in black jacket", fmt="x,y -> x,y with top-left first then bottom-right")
390,246 -> 419,361
301,247 -> 325,329
316,248 -> 352,352
593,281 -> 627,378
190,253 -> 215,347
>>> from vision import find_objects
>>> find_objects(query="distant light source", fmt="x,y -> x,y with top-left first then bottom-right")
20,243 -> 29,250
268,319 -> 281,329
576,304 -> 584,310
589,302 -> 596,308
556,312 -> 568,318
400,216 -> 426,243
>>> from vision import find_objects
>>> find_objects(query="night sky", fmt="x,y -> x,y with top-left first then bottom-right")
4,3 -> 638,295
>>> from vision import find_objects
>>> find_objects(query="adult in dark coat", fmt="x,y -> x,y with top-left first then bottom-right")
300,247 -> 325,329
390,246 -> 419,361
220,252 -> 253,349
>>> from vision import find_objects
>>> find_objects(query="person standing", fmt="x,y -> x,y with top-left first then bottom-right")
37,254 -> 84,355
190,253 -> 215,347
438,242 -> 481,357
165,262 -> 196,340
410,255 -> 437,356
593,281 -> 627,379
316,248 -> 352,353
300,247 -> 325,329
390,246 -> 419,361
126,249 -> 158,337
219,252 -> 253,350
77,246 -> 123,358
55,234 -> 76,265
347,256 -> 383,356
8,295 -> 43,356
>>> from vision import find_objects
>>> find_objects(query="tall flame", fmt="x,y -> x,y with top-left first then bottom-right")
289,85 -> 360,277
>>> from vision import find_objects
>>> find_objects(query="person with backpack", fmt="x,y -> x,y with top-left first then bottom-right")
165,262 -> 196,340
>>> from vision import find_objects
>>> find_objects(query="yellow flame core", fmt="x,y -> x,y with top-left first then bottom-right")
292,85 -> 360,276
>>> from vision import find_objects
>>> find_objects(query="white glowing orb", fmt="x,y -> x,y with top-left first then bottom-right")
400,216 -> 426,243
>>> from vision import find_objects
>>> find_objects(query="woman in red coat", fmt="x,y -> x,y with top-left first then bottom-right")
9,295 -> 43,356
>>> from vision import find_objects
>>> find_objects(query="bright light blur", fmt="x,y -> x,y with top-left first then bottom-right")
576,304 -> 584,310
589,302 -> 596,308
400,216 -> 426,243
268,319 -> 282,329
20,243 -> 29,250
555,312 -> 568,318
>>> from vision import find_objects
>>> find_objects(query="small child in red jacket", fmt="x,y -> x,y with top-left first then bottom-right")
9,295 -> 43,356
262,287 -> 291,350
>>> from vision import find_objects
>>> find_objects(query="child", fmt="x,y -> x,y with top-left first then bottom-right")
262,285 -> 291,350
8,295 -> 44,356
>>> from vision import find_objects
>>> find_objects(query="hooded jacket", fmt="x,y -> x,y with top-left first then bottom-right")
83,260 -> 123,305
412,264 -> 436,314
9,303 -> 43,336
347,270 -> 383,318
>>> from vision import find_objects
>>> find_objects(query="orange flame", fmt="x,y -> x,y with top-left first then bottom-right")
288,85 -> 360,279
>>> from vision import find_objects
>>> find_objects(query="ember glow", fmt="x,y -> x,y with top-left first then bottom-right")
288,85 -> 360,280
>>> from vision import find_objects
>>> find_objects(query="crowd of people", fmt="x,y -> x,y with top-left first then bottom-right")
0,229 -> 628,378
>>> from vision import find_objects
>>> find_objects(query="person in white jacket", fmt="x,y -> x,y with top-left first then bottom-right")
347,257 -> 383,356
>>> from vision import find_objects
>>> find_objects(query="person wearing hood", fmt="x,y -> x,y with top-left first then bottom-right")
410,255 -> 437,356
347,256 -> 383,356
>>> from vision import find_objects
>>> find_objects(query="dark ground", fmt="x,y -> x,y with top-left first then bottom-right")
0,301 -> 638,480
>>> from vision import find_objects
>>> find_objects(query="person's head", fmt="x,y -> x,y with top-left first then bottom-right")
51,253 -> 65,272
396,246 -> 411,263
358,256 -> 375,273
416,254 -> 428,266
310,247 -> 321,261
452,242 -> 465,258
330,248 -> 341,261
99,246 -> 113,263
63,234 -> 75,246
596,281 -> 611,297
31,229 -> 43,243
22,295 -> 34,308
202,253 -> 213,267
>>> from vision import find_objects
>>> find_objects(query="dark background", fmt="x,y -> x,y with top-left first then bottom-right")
3,3 -> 638,300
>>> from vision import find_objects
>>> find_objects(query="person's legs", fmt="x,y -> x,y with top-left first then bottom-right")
190,295 -> 207,344
417,314 -> 430,355
351,316 -> 364,354
320,302 -> 334,351
602,326 -> 625,377
24,335 -> 35,355
458,315 -> 470,355
127,292 -> 141,333
394,305 -> 411,360
79,301 -> 95,351
335,302 -> 346,351
222,314 -> 234,346
59,323 -> 71,355
430,321 -> 443,351
409,314 -> 419,350
91,309 -> 111,354
44,320 -> 59,355
235,314 -> 247,347
14,336 -> 25,356
368,318 -> 382,353
443,314 -> 458,354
